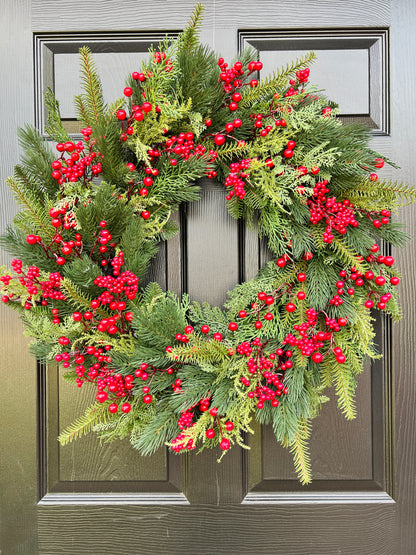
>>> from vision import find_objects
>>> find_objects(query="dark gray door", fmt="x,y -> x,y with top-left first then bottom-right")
1,1 -> 415,553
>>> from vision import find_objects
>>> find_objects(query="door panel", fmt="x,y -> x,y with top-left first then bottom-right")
1,1 -> 415,553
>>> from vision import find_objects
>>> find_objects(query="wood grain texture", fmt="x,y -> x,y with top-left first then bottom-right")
186,179 -> 239,306
391,0 -> 416,552
31,0 -> 391,33
259,369 -> 373,482
38,503 -> 396,555
56,367 -> 169,483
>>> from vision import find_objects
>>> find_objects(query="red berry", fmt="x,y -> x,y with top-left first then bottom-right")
238,310 -> 247,318
312,352 -> 323,363
297,273 -> 306,282
26,235 -> 38,245
121,402 -> 131,413
390,276 -> 400,285
116,109 -> 127,120
124,87 -> 133,97
201,325 -> 210,334
228,322 -> 238,331
141,211 -> 150,220
384,256 -> 394,266
283,149 -> 294,158
297,291 -> 306,300
109,403 -> 118,413
72,312 -> 83,322
374,158 -> 385,168
143,394 -> 153,404
206,429 -> 215,439
286,303 -> 296,312
220,438 -> 230,450
214,134 -> 225,146
96,391 -> 108,403
225,421 -> 234,431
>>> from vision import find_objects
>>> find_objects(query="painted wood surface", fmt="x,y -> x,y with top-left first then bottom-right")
1,0 -> 415,553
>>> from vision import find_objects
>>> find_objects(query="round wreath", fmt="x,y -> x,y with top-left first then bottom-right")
2,5 -> 415,484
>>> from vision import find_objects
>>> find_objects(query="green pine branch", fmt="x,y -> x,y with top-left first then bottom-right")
58,401 -> 111,445
78,46 -> 106,126
289,418 -> 312,485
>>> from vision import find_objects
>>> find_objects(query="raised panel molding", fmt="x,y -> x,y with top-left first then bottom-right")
238,28 -> 394,503
239,29 -> 389,135
38,492 -> 189,505
38,363 -> 186,504
33,32 -> 180,134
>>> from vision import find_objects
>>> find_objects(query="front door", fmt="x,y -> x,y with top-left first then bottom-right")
1,1 -> 415,553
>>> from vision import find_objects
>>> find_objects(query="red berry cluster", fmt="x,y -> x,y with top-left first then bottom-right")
153,51 -> 172,72
94,267 -> 138,300
252,112 -> 273,138
49,203 -> 78,232
208,57 -> 262,147
285,68 -> 310,97
0,260 -> 66,308
235,283 -> 297,332
217,57 -> 262,95
224,159 -> 251,200
52,136 -> 103,185
283,307 -> 347,364
27,216 -> 84,268
171,432 -> 196,452
308,181 -> 358,243
204,406 -> 233,450
63,343 -> 133,414
117,96 -> 155,141
238,338 -> 289,409
164,132 -> 208,166
178,410 -> 194,430
133,362 -> 177,407
335,250 -> 399,310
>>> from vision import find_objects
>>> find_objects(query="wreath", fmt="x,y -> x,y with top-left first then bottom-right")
2,5 -> 415,484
